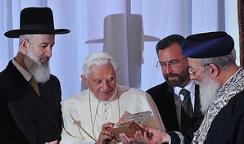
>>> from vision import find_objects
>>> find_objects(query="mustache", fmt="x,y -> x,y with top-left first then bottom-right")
165,73 -> 179,79
39,56 -> 50,63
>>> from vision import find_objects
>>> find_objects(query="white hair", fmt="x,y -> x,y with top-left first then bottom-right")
19,34 -> 32,50
82,52 -> 117,77
200,49 -> 236,71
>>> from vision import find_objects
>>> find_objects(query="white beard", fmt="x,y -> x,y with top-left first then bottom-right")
197,76 -> 220,113
24,48 -> 50,83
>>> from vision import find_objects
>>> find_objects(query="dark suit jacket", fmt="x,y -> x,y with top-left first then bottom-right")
0,61 -> 62,144
203,90 -> 244,144
147,82 -> 203,142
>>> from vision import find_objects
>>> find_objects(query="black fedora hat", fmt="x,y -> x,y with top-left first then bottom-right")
4,7 -> 70,38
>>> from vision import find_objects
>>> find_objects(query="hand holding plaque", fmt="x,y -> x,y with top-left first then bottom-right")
107,111 -> 152,141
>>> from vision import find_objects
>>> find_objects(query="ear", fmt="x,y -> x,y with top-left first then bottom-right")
81,74 -> 85,81
81,75 -> 88,87
207,63 -> 219,77
20,38 -> 30,54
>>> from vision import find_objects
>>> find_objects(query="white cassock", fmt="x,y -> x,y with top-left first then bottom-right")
60,85 -> 165,144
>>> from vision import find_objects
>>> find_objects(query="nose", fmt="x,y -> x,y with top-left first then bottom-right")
102,80 -> 110,89
44,46 -> 52,58
163,65 -> 173,74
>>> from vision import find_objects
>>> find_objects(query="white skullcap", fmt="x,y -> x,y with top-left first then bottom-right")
82,52 -> 117,76
84,52 -> 114,64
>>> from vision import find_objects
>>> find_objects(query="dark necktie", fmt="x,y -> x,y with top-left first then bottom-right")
180,88 -> 193,118
180,88 -> 193,133
30,77 -> 40,96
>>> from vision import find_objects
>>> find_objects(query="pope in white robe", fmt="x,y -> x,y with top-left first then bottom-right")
60,52 -> 165,144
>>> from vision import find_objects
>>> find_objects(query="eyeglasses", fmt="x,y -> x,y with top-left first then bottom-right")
156,57 -> 186,69
188,67 -> 202,75
188,64 -> 210,75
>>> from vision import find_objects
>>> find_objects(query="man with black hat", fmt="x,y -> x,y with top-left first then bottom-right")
0,7 -> 69,144
133,31 -> 244,144
182,31 -> 244,144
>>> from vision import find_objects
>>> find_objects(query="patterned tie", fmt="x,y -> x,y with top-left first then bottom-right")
180,88 -> 193,117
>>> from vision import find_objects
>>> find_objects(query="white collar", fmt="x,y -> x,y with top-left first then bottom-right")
174,80 -> 195,96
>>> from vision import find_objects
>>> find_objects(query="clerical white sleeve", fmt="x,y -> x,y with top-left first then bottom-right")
60,85 -> 165,143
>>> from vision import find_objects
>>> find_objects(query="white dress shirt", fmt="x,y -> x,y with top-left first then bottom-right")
174,80 -> 196,110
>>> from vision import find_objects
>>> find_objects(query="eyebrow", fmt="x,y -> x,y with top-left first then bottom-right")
40,42 -> 55,44
159,58 -> 181,63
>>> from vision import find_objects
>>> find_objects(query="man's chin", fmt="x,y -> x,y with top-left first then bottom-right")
199,78 -> 220,113
167,79 -> 180,87
31,64 -> 51,83
33,73 -> 50,83
167,76 -> 178,80
98,92 -> 116,101
40,60 -> 49,65
99,95 -> 112,101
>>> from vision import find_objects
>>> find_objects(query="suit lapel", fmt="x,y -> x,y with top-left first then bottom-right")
5,61 -> 36,143
8,91 -> 38,144
165,86 -> 180,130
35,83 -> 59,128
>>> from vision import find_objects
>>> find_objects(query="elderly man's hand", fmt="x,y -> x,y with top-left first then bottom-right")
119,133 -> 137,144
134,127 -> 170,144
96,122 -> 115,144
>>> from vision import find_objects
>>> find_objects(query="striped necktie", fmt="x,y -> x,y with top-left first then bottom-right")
180,88 -> 193,117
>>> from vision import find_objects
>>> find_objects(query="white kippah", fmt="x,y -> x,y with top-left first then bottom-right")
84,52 -> 114,64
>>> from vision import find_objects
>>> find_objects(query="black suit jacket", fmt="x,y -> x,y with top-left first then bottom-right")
0,61 -> 62,144
203,90 -> 244,144
147,82 -> 203,141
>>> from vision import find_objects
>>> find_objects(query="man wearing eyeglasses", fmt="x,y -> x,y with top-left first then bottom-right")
182,31 -> 244,144
135,31 -> 244,144
146,34 -> 203,143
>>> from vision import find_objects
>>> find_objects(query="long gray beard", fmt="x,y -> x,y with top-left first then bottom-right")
198,77 -> 220,113
24,56 -> 50,83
